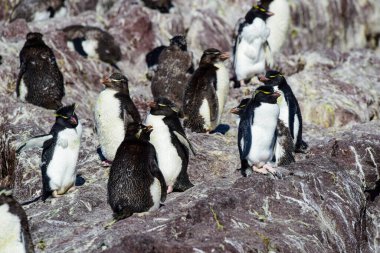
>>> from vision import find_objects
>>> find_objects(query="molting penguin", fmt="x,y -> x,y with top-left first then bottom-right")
183,48 -> 229,133
142,0 -> 173,13
145,97 -> 195,193
10,0 -> 67,22
63,25 -> 121,70
238,86 -> 280,177
232,5 -> 273,88
108,116 -> 167,220
94,73 -> 141,166
259,70 -> 308,152
16,32 -> 65,110
0,189 -> 34,253
151,35 -> 194,107
17,104 -> 82,201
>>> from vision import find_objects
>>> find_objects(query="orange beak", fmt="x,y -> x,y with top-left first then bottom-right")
219,52 -> 230,61
259,75 -> 269,82
230,107 -> 240,114
101,77 -> 112,87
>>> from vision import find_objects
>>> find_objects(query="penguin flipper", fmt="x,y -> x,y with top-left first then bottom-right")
16,134 -> 53,154
173,131 -> 196,156
264,41 -> 274,68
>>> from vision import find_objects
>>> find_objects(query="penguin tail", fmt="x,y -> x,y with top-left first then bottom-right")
21,195 -> 42,206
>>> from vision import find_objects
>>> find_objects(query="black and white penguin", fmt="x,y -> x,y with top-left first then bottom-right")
94,73 -> 141,166
142,0 -> 173,13
10,0 -> 67,22
145,97 -> 195,193
230,98 -> 251,126
232,5 -> 273,88
238,85 -> 280,177
259,70 -> 308,152
108,117 -> 167,220
16,32 -> 65,110
183,48 -> 230,133
63,25 -> 122,70
0,189 -> 34,253
17,104 -> 82,201
151,35 -> 194,107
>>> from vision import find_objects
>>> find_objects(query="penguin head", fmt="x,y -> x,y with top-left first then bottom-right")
245,5 -> 274,23
101,73 -> 129,93
259,70 -> 285,87
26,32 -> 43,41
55,104 -> 79,128
253,86 -> 280,104
149,97 -> 180,117
98,37 -> 122,66
200,48 -> 229,66
230,98 -> 251,116
126,122 -> 153,140
170,35 -> 187,51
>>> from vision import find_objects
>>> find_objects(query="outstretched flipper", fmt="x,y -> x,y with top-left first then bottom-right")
16,134 -> 53,154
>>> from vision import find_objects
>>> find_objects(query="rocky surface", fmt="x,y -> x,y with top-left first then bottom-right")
0,0 -> 380,252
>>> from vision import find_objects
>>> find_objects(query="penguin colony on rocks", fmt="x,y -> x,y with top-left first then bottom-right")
3,0 -> 308,248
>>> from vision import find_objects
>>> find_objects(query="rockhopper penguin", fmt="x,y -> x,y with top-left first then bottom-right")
183,48 -> 229,133
17,104 -> 82,201
10,0 -> 67,22
16,32 -> 65,110
145,97 -> 195,194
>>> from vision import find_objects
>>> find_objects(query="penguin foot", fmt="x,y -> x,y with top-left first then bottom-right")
101,160 -> 112,167
262,164 -> 277,174
67,186 -> 76,193
252,166 -> 270,175
52,190 -> 64,198
167,185 -> 174,194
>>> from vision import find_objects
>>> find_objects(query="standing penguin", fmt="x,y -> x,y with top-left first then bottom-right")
151,35 -> 194,107
259,70 -> 308,152
230,98 -> 251,126
16,32 -> 65,110
183,48 -> 229,133
0,189 -> 34,253
94,73 -> 141,166
145,97 -> 195,193
238,86 -> 280,177
17,104 -> 82,200
108,118 -> 167,220
232,5 -> 273,88
10,0 -> 67,22
63,25 -> 121,70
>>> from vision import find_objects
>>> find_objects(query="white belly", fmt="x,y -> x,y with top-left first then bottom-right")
214,63 -> 229,124
266,0 -> 290,54
47,123 -> 82,192
148,178 -> 161,212
199,98 -> 212,131
82,39 -> 99,58
94,89 -> 124,161
18,79 -> 27,102
145,114 -> 182,186
0,204 -> 26,253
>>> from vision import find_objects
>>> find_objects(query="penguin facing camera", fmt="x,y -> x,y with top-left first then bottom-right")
17,104 -> 82,201
145,97 -> 195,194
10,0 -> 67,22
63,25 -> 121,70
0,189 -> 35,253
259,70 -> 308,152
16,32 -> 65,110
108,114 -> 167,220
238,86 -> 280,177
232,4 -> 273,88
183,48 -> 230,133
94,73 -> 141,167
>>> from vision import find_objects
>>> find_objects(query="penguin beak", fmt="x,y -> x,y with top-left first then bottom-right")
219,52 -> 230,61
145,125 -> 153,132
230,107 -> 240,114
272,92 -> 281,98
148,101 -> 157,108
101,77 -> 112,87
259,75 -> 270,82
266,11 -> 274,16
69,116 -> 77,125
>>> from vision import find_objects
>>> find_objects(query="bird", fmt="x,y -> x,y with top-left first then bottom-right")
0,188 -> 34,253
183,48 -> 230,133
145,97 -> 195,193
151,35 -> 194,107
10,0 -> 67,22
107,115 -> 167,220
142,0 -> 173,13
230,97 -> 251,126
63,25 -> 122,70
232,4 -> 274,88
16,32 -> 65,110
94,73 -> 141,166
17,104 -> 82,201
259,70 -> 308,152
238,85 -> 280,177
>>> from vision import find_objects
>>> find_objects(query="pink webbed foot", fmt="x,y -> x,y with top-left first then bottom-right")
101,160 -> 112,167
167,185 -> 174,194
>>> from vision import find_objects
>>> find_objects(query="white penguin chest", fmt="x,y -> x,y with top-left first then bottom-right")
94,89 -> 124,161
18,79 -> 27,102
214,62 -> 229,124
0,204 -> 26,253
148,178 -> 161,212
247,103 -> 279,165
276,88 -> 289,126
82,39 -> 99,59
145,114 -> 182,186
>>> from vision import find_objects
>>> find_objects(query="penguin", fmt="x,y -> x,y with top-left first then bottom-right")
94,73 -> 141,166
10,0 -> 67,22
145,45 -> 166,80
63,25 -> 121,70
0,189 -> 35,253
17,104 -> 82,201
183,48 -> 230,133
259,70 -> 308,152
230,98 -> 251,126
232,5 -> 274,88
145,97 -> 195,193
142,0 -> 173,13
238,85 -> 280,177
151,35 -> 194,107
107,115 -> 167,220
16,32 -> 65,110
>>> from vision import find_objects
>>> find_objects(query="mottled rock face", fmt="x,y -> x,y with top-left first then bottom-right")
0,0 -> 380,252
